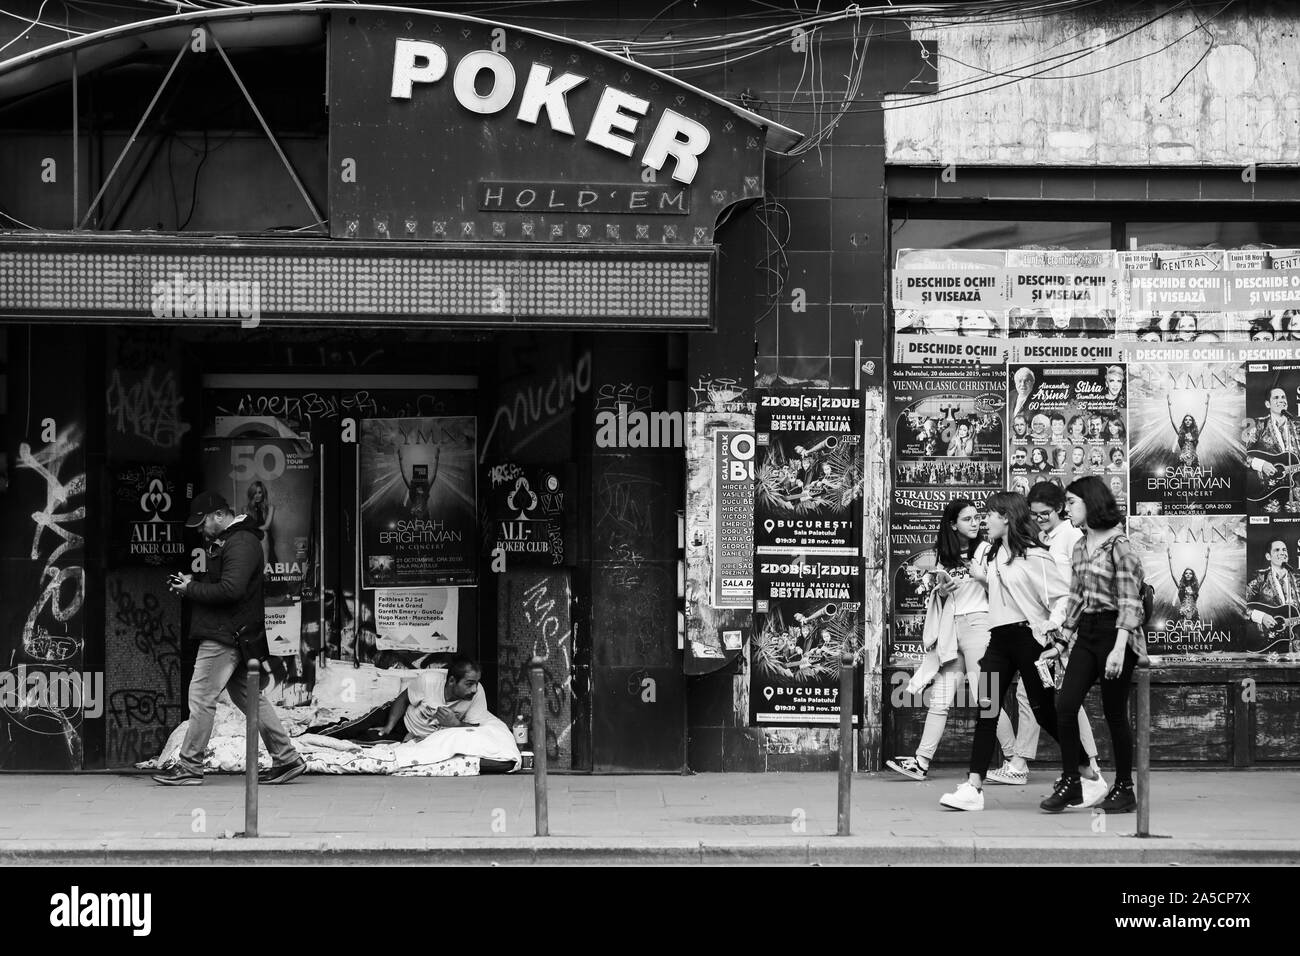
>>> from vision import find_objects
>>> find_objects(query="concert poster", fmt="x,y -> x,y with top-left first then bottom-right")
889,363 -> 1004,516
750,555 -> 863,727
1243,518 -> 1300,656
1127,515 -> 1245,657
359,417 -> 477,588
1243,359 -> 1300,516
887,517 -> 940,666
199,437 -> 317,600
1127,358 -> 1246,516
1119,249 -> 1237,341
1006,363 -> 1127,503
754,390 -> 864,557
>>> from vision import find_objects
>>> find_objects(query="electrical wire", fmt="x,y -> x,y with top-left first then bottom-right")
0,206 -> 37,229
0,0 -> 58,55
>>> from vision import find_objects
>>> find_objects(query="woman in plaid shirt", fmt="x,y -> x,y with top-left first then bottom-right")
1040,476 -> 1146,814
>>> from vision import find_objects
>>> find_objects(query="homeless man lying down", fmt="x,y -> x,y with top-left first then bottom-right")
312,655 -> 520,773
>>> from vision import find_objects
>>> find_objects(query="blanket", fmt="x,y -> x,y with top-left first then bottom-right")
136,697 -> 522,776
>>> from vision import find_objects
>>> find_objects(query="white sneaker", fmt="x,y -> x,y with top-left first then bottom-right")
1078,770 -> 1109,808
939,781 -> 985,811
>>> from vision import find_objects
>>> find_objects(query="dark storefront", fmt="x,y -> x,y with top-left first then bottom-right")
0,3 -> 814,772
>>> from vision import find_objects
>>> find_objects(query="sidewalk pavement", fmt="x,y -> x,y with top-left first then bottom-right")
2,768 -> 1298,865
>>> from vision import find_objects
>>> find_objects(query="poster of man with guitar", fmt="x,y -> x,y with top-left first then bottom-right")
1245,383 -> 1300,514
1245,535 -> 1300,655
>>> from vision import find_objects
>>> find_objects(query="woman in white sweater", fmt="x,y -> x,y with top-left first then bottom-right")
939,491 -> 1104,812
886,498 -> 990,781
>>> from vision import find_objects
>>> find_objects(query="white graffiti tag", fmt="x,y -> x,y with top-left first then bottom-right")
17,428 -> 86,661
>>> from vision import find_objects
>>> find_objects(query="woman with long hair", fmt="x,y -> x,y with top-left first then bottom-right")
1168,395 -> 1210,468
1038,477 -> 1147,814
938,492 -> 1104,811
886,499 -> 991,781
1168,547 -> 1210,624
246,480 -> 276,566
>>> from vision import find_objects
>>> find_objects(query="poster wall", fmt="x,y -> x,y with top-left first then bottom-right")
889,250 -> 1300,663
359,417 -> 477,588
751,389 -> 865,726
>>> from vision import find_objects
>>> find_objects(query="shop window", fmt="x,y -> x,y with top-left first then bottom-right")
1127,221 -> 1300,249
890,218 -> 1112,251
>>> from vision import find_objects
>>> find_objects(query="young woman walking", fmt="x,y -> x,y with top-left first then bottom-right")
1038,476 -> 1147,813
886,499 -> 990,781
939,491 -> 1103,811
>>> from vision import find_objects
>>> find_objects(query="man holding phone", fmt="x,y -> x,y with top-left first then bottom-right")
370,657 -> 489,742
153,490 -> 306,786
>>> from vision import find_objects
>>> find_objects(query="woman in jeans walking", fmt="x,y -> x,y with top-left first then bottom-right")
1038,476 -> 1146,813
939,491 -> 1104,811
886,499 -> 990,781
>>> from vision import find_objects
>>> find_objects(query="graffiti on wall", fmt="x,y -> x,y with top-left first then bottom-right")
105,576 -> 185,765
105,367 -> 191,451
482,350 -> 591,462
498,571 -> 573,765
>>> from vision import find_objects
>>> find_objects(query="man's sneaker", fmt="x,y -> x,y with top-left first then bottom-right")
884,756 -> 928,780
259,757 -> 307,785
1040,776 -> 1082,813
152,764 -> 203,786
1097,781 -> 1136,813
985,762 -> 1028,786
1078,770 -> 1109,808
939,781 -> 984,811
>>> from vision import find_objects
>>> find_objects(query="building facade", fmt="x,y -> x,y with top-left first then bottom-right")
0,1 -> 1295,774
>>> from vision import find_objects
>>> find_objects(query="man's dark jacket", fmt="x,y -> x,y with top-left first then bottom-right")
187,514 -> 265,645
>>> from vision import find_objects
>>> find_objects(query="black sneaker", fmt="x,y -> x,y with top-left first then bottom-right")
1040,776 -> 1082,813
152,764 -> 203,786
1097,781 -> 1136,813
259,757 -> 307,785
884,756 -> 928,780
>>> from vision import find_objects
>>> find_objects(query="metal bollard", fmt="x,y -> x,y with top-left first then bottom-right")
1135,657 -> 1150,838
837,649 -> 854,836
244,657 -> 260,839
529,657 -> 549,837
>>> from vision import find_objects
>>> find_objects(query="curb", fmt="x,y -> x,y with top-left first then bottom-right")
5,838 -> 1300,865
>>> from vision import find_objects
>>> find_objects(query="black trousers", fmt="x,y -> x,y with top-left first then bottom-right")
970,622 -> 1059,778
1057,611 -> 1138,784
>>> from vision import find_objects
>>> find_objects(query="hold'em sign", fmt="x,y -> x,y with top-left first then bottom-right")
328,10 -> 791,244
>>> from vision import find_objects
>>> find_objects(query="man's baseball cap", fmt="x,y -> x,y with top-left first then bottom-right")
186,491 -> 230,528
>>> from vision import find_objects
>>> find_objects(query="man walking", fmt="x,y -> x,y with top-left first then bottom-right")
153,491 -> 306,786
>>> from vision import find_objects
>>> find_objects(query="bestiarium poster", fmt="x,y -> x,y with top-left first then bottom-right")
1006,362 -> 1128,504
754,390 -> 864,557
360,417 -> 477,588
1127,357 -> 1246,515
1127,515 -> 1245,657
750,555 -> 863,727
889,361 -> 1004,516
